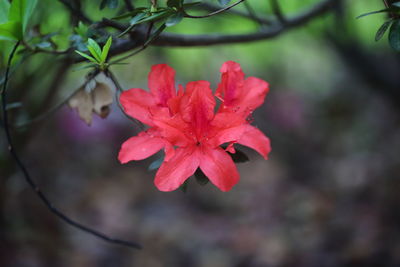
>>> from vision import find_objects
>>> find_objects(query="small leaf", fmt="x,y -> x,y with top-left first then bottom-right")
165,12 -> 184,27
129,12 -> 147,25
144,23 -> 166,46
375,20 -> 392,41
194,169 -> 209,186
227,148 -> 249,163
137,10 -> 173,24
356,8 -> 391,19
74,21 -> 88,38
389,19 -> 400,51
392,2 -> 400,8
100,36 -> 112,62
87,38 -> 102,62
218,0 -> 232,6
75,50 -> 98,63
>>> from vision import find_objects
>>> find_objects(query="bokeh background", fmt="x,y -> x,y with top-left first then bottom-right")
2,0 -> 400,266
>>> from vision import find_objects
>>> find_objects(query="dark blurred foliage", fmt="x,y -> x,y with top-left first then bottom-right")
2,0 -> 400,267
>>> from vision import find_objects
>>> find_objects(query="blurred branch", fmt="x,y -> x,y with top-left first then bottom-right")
124,0 -> 134,11
270,0 -> 286,24
58,0 -> 92,24
184,0 -> 245,19
91,0 -> 335,60
198,2 -> 273,25
1,45 -> 141,248
152,0 -> 336,46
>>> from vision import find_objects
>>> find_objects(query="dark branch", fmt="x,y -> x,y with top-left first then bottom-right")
58,0 -> 92,24
1,42 -> 141,249
197,2 -> 273,25
152,0 -> 336,46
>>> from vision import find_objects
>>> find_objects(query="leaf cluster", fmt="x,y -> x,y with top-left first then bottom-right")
357,1 -> 400,51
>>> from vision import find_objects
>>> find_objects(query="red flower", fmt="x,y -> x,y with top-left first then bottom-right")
118,61 -> 271,192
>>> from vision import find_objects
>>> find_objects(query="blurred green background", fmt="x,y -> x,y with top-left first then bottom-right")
2,0 -> 400,266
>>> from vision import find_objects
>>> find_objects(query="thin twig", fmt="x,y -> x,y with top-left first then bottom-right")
198,2 -> 273,25
124,0 -> 134,11
58,0 -> 92,24
1,50 -> 141,249
105,70 -> 144,130
184,0 -> 245,18
270,0 -> 286,24
243,1 -> 263,26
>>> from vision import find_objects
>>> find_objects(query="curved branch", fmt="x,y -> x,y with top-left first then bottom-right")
152,0 -> 335,46
184,0 -> 245,19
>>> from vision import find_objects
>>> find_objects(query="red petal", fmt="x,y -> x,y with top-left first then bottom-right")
180,81 -> 215,137
120,88 -> 156,126
216,61 -> 245,107
239,77 -> 269,115
208,111 -> 247,147
118,131 -> 165,163
148,64 -> 176,107
216,61 -> 269,117
154,146 -> 199,191
237,125 -> 271,159
199,146 -> 240,192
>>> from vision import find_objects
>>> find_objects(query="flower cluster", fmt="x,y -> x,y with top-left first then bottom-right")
118,61 -> 271,192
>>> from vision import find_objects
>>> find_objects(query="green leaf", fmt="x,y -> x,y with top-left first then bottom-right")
74,21 -> 88,38
389,19 -> 400,51
0,21 -> 22,41
356,8 -> 391,19
75,50 -> 98,63
87,38 -> 102,62
100,36 -> 112,62
392,2 -> 400,8
194,169 -> 209,186
9,0 -> 37,33
0,0 -> 10,24
136,10 -> 173,25
100,0 -> 119,10
167,0 -> 182,8
375,20 -> 392,41
129,12 -> 147,25
218,0 -> 232,6
165,12 -> 184,27
144,23 -> 166,46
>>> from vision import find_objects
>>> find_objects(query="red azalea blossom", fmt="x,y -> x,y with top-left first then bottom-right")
118,61 -> 271,192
